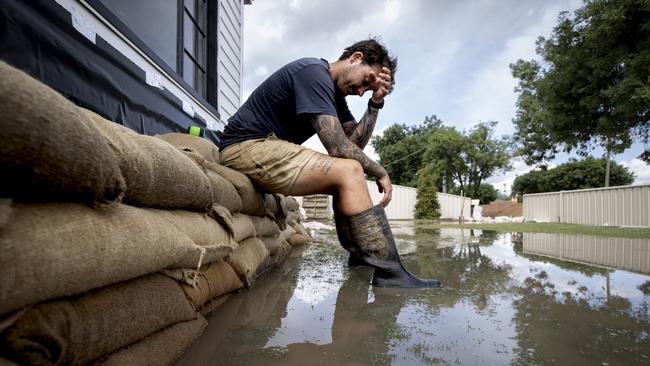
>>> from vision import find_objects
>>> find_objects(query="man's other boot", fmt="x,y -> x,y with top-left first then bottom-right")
334,208 -> 369,266
346,205 -> 441,288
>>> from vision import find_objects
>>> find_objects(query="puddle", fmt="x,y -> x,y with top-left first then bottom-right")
175,223 -> 650,366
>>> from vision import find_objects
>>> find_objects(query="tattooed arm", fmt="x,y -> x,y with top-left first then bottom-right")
312,114 -> 386,178
312,114 -> 393,206
341,65 -> 391,149
340,105 -> 379,149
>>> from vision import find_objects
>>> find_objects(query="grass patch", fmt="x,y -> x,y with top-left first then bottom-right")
416,222 -> 650,239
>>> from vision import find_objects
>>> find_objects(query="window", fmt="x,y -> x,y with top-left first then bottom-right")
97,0 -> 212,100
181,0 -> 208,97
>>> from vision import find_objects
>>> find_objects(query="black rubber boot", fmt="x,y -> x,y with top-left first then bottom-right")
345,205 -> 441,288
334,208 -> 370,266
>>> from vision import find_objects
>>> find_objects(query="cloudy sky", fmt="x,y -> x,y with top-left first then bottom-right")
240,0 -> 649,193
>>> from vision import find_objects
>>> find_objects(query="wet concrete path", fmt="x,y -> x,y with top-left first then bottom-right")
176,222 -> 650,365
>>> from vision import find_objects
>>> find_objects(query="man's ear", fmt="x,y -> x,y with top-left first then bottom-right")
350,51 -> 364,63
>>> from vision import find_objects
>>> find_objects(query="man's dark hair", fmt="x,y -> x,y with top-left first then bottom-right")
339,38 -> 397,92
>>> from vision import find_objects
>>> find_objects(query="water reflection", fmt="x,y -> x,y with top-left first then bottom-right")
176,225 -> 650,365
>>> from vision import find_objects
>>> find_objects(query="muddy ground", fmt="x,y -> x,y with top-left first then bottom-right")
480,200 -> 523,217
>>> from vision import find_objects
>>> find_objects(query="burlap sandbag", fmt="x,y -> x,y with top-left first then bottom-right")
292,222 -> 312,238
284,196 -> 300,211
264,193 -> 287,230
83,109 -> 213,211
155,133 -> 220,163
279,225 -> 296,242
207,161 -> 265,216
147,207 -> 236,254
207,169 -> 243,213
232,213 -> 256,242
180,261 -> 243,309
0,61 -> 125,203
94,316 -> 207,366
258,238 -> 291,275
250,216 -> 280,238
287,232 -> 312,246
225,237 -> 269,287
260,236 -> 285,257
0,202 -> 233,315
287,210 -> 301,226
0,198 -> 11,230
0,274 -> 197,366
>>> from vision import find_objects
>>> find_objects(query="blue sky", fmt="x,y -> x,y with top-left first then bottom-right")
241,0 -> 649,193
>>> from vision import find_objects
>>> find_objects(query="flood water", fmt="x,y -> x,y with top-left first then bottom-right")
176,222 -> 650,366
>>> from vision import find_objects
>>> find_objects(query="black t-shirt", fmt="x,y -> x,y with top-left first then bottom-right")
218,58 -> 354,149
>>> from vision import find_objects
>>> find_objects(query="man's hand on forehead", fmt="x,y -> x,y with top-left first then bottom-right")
370,66 -> 392,102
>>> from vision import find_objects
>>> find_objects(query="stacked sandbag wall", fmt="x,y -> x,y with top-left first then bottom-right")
0,61 -> 312,365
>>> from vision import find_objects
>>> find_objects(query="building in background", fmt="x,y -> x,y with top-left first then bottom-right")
0,0 -> 251,143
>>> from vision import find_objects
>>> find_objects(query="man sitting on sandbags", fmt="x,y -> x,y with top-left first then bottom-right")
218,38 -> 439,288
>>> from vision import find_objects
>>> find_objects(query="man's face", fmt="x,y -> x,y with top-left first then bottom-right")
336,53 -> 383,97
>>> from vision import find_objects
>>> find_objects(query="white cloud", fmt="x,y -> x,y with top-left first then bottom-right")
620,158 -> 650,184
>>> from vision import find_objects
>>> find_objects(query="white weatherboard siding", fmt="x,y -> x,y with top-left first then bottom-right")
523,184 -> 650,227
55,0 -> 246,130
217,0 -> 244,121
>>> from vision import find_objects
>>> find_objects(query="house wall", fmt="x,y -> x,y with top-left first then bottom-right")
0,0 -> 248,141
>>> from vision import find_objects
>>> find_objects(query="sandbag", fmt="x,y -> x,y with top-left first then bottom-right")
279,225 -> 296,242
0,61 -> 125,203
292,222 -> 312,238
232,213 -> 256,242
147,207 -> 236,252
225,237 -> 269,287
260,236 -> 285,257
250,216 -> 280,238
284,196 -> 300,211
207,169 -> 243,213
287,232 -> 312,246
180,261 -> 244,308
155,133 -> 220,163
259,239 -> 291,275
0,198 -> 11,230
264,193 -> 287,230
0,274 -> 197,366
207,162 -> 265,216
94,316 -> 207,366
0,202 -> 235,315
287,211 -> 301,226
83,109 -> 213,211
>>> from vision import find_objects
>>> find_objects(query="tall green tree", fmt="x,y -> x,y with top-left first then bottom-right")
510,0 -> 650,176
372,116 -> 442,187
451,183 -> 498,205
423,121 -> 512,200
513,157 -> 635,194
415,169 -> 440,219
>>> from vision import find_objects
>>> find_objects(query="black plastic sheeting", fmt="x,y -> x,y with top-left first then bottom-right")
0,0 -> 221,143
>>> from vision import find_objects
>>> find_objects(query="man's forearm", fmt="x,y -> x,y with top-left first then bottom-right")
348,106 -> 379,149
312,114 -> 387,178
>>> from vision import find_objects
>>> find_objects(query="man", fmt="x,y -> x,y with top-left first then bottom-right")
219,38 -> 440,288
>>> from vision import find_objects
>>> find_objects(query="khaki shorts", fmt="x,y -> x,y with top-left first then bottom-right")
219,134 -> 318,195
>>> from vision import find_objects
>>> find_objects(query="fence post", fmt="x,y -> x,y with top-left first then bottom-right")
558,191 -> 564,223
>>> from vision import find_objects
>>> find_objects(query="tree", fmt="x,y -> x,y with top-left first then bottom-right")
453,183 -> 498,205
423,121 -> 512,200
415,169 -> 440,219
510,0 -> 650,177
513,157 -> 635,195
372,116 -> 442,187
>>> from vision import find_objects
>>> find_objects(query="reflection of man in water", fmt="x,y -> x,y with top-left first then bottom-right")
218,38 -> 438,287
